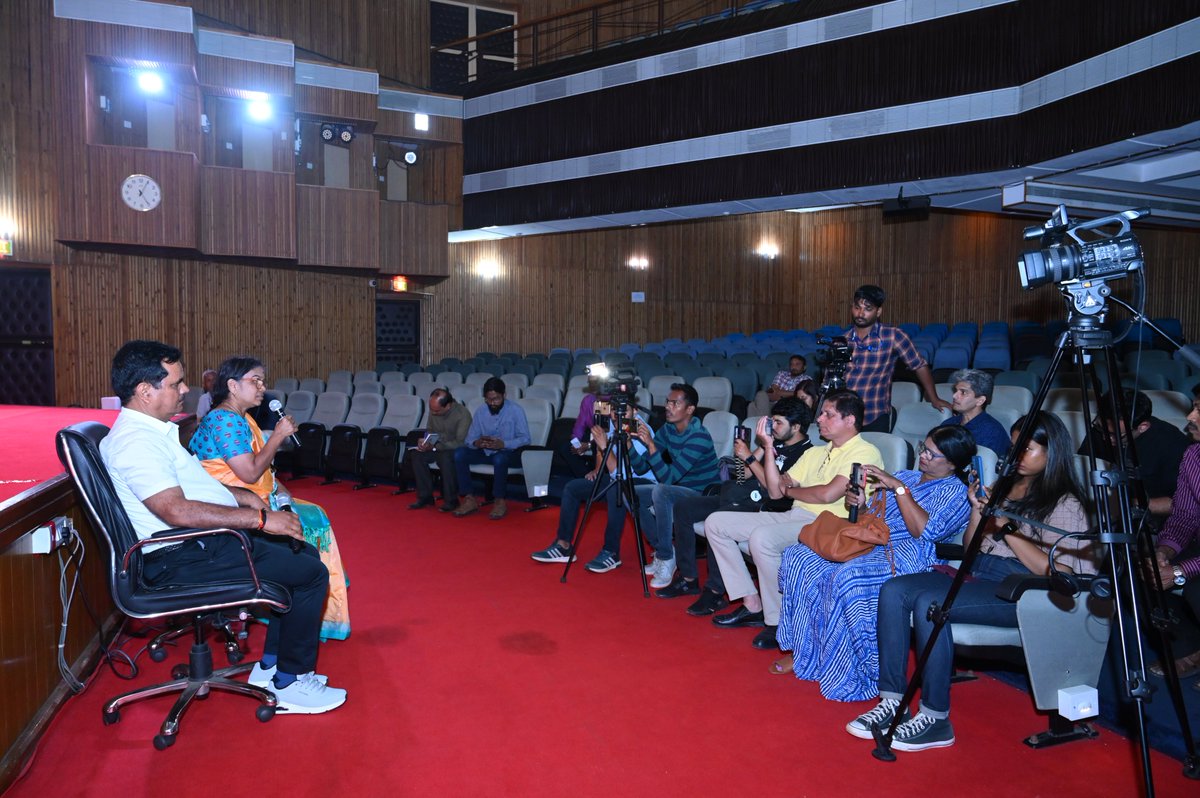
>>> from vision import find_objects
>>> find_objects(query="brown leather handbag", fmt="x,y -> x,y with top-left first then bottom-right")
799,491 -> 891,564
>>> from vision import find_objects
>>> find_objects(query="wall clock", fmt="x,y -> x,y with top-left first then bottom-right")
121,174 -> 161,212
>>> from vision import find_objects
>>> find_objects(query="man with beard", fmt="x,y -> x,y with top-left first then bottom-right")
844,285 -> 948,432
452,377 -> 530,520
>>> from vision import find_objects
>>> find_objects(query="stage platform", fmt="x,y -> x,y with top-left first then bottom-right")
0,405 -> 119,504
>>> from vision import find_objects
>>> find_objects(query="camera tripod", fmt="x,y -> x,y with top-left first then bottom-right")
559,410 -> 653,597
869,297 -> 1199,795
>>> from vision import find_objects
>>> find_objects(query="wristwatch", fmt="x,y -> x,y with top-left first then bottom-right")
893,485 -> 908,498
1173,566 -> 1187,587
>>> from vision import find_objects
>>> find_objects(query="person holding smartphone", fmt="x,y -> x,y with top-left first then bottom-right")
408,388 -> 472,512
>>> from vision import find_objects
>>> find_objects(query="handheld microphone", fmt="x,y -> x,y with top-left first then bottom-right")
267,399 -> 301,447
280,505 -> 304,553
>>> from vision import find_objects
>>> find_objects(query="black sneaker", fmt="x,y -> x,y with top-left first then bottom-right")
686,589 -> 730,616
846,699 -> 909,740
891,713 -> 955,752
656,576 -> 701,599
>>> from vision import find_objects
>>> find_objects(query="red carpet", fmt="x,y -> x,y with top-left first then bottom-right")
4,407 -> 1197,796
0,406 -> 117,503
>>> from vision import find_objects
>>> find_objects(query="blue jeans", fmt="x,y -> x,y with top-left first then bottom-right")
554,472 -> 632,552
639,484 -> 701,561
875,554 -> 1029,717
602,480 -> 655,557
453,446 -> 518,500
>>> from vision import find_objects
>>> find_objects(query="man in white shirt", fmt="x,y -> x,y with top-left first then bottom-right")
99,340 -> 346,715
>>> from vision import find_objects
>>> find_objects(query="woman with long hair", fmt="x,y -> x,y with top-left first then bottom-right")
773,425 -> 975,701
845,411 -> 1098,751
189,356 -> 350,642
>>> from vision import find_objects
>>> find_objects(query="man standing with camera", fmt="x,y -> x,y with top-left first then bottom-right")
844,284 -> 948,432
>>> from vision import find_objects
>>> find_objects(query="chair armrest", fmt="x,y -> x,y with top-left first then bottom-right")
936,543 -> 965,560
135,527 -> 266,593
995,573 -> 1053,602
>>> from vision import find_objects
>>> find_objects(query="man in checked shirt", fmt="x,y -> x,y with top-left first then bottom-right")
843,285 -> 949,432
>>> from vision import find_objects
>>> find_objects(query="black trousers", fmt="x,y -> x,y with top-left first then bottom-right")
142,534 -> 328,677
409,447 -> 458,500
672,493 -> 725,593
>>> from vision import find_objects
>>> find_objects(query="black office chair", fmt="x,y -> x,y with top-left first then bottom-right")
56,422 -> 292,750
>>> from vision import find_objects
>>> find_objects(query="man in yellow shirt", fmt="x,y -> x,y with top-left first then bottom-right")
705,390 -> 884,649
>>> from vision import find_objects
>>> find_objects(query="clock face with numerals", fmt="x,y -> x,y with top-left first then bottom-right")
121,174 -> 161,212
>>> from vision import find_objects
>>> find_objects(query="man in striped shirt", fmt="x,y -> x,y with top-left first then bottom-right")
844,285 -> 948,432
627,383 -> 721,590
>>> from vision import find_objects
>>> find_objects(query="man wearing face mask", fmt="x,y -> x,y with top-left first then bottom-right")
452,377 -> 530,520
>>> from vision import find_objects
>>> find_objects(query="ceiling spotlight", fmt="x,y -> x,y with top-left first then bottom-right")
135,71 -> 164,94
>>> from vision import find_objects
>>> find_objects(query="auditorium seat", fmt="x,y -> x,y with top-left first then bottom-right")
703,410 -> 738,459
647,375 -> 683,407
298,377 -> 325,394
524,384 -> 562,415
994,370 -> 1039,395
282,390 -> 316,425
694,376 -> 733,413
860,431 -> 912,472
469,397 -> 554,504
360,395 -> 425,489
991,385 -> 1034,415
893,404 -> 951,452
273,377 -> 299,394
324,393 -> 386,482
378,371 -> 405,387
890,382 -> 923,409
500,372 -> 530,391
292,391 -> 350,476
384,382 -> 415,399
353,370 -> 377,385
532,373 -> 566,393
1142,389 -> 1193,418
353,382 -> 383,396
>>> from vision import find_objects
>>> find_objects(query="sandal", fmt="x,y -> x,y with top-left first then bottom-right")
1149,650 -> 1200,679
768,654 -> 793,675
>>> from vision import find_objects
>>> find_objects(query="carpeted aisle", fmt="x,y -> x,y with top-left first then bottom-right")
6,478 -> 1198,797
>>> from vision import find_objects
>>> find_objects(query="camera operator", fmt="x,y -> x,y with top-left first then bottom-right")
657,398 -> 813,623
530,402 -> 657,573
845,284 -> 949,432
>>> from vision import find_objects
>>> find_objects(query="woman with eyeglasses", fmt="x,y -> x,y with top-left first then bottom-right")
189,356 -> 350,642
846,411 -> 1098,752
772,425 -> 975,702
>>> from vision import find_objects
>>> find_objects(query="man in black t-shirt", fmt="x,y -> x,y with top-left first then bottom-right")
657,397 -> 813,616
1079,388 -> 1190,516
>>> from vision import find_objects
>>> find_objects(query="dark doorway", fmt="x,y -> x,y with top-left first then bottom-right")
376,298 -> 421,367
0,268 -> 55,405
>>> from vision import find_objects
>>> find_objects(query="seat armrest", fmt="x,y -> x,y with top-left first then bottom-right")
995,573 -> 1053,602
936,543 -> 965,560
136,527 -> 265,591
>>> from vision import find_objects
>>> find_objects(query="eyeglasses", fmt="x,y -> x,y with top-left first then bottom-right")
242,376 -> 266,388
664,398 -> 689,407
917,442 -> 945,459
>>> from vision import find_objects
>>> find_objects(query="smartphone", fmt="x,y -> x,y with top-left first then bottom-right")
570,436 -> 583,449
970,455 -> 985,498
734,426 -> 751,444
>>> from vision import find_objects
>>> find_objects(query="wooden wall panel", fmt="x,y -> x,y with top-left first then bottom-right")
82,145 -> 199,248
0,479 -> 114,795
514,0 -> 730,61
425,208 -> 1200,362
52,251 -> 375,405
84,23 -> 195,65
295,185 -> 379,269
196,53 -> 294,98
199,166 -> 296,258
375,107 -> 462,144
379,201 -> 450,277
295,84 -> 379,124
185,1 -> 430,88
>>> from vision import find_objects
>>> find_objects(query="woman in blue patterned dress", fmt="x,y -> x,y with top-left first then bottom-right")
773,425 -> 975,701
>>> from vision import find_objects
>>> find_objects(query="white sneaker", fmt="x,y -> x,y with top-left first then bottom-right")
650,556 -> 677,589
272,672 -> 347,715
643,555 -> 659,575
247,662 -> 328,688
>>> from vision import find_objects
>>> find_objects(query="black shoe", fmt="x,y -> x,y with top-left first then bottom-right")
656,576 -> 701,599
713,606 -> 765,628
687,589 -> 730,616
408,497 -> 435,510
751,625 -> 778,650
438,501 -> 459,513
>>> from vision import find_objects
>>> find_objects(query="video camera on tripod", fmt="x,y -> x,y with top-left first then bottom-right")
586,363 -> 642,428
814,334 -> 852,394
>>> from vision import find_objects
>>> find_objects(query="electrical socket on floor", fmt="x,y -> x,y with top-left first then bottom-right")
30,516 -> 73,554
